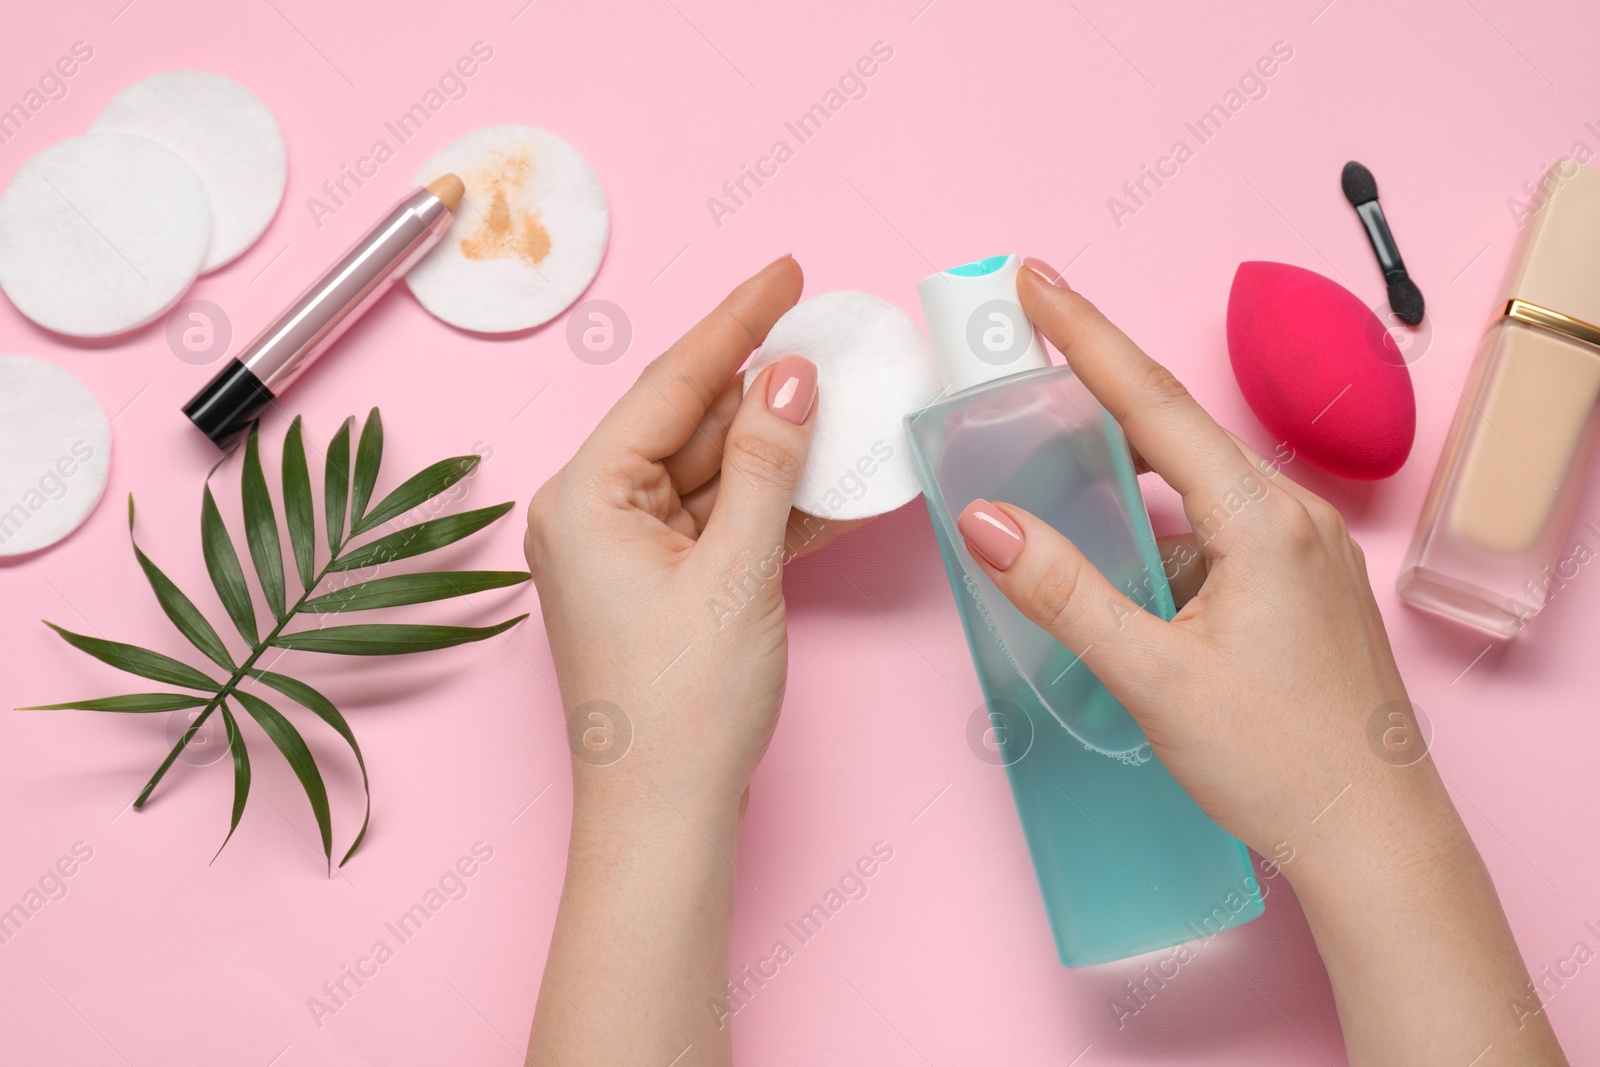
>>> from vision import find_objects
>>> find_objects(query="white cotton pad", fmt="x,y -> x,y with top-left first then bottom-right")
0,132 -> 210,338
406,125 -> 608,334
92,71 -> 286,273
0,356 -> 112,556
744,292 -> 942,521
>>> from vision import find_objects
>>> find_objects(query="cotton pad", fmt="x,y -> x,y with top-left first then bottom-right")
406,125 -> 608,334
0,132 -> 211,338
744,291 -> 941,521
0,356 -> 112,556
92,71 -> 286,273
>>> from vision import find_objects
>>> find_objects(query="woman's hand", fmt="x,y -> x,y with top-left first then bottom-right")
526,255 -> 841,1067
957,258 -> 1566,1066
525,253 -> 836,810
962,259 -> 1423,865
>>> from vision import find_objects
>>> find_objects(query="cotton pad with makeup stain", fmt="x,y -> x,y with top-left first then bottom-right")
0,132 -> 210,338
406,126 -> 608,334
0,355 -> 111,556
743,291 -> 942,521
92,71 -> 286,273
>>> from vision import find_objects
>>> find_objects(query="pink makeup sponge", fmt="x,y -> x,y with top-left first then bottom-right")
1227,261 -> 1415,479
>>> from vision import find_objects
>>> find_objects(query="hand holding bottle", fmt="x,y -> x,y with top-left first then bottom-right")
961,260 -> 1427,863
958,258 -> 1567,1065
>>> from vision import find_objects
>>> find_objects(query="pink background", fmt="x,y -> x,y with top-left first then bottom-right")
3,0 -> 1599,1063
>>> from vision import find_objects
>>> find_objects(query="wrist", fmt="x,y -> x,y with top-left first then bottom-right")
570,761 -> 744,846
1272,757 -> 1465,901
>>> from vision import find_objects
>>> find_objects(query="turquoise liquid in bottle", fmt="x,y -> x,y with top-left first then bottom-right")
908,256 -> 1262,966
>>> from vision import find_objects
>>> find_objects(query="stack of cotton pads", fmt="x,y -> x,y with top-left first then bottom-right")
0,356 -> 112,556
743,291 -> 942,520
408,125 -> 609,333
0,72 -> 285,338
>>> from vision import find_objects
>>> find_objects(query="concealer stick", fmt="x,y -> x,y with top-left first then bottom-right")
183,174 -> 466,447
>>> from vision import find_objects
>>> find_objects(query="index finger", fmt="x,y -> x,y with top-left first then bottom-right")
1017,259 -> 1260,552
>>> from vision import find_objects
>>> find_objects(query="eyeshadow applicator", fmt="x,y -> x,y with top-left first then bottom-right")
1342,160 -> 1424,326
183,174 -> 466,447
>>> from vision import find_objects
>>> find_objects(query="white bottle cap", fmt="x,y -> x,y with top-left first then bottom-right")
916,254 -> 1050,395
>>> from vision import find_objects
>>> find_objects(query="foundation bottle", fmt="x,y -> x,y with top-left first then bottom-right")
1399,163 -> 1600,634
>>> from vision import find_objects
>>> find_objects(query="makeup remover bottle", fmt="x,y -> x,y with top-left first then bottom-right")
906,255 -> 1261,967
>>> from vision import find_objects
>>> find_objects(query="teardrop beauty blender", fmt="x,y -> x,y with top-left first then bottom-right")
0,355 -> 111,556
407,126 -> 608,334
743,291 -> 942,521
0,132 -> 210,337
1227,261 -> 1415,479
92,71 -> 287,273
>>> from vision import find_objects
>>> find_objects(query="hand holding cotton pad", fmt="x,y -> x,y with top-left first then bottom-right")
1227,261 -> 1415,479
0,355 -> 111,556
743,291 -> 941,520
407,126 -> 609,333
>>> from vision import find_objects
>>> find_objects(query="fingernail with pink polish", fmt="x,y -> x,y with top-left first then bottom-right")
958,499 -> 1025,569
1022,257 -> 1065,288
766,355 -> 816,424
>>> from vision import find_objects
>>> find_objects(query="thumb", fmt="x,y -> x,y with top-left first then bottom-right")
699,356 -> 816,561
957,499 -> 1177,702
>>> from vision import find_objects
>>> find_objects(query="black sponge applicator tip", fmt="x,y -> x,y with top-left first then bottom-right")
1341,161 -> 1378,206
1387,275 -> 1425,326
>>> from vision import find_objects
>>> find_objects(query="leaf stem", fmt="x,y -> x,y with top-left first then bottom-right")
134,539 -> 351,809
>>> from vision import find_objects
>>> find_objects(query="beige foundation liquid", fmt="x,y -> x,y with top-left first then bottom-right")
1399,163 -> 1600,634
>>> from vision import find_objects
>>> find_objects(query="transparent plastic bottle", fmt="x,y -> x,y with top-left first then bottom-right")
907,255 -> 1261,966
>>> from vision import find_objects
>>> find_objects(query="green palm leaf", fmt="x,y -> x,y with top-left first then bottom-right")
241,424 -> 287,621
213,702 -> 251,863
283,416 -> 316,591
127,497 -> 234,672
202,486 -> 258,645
252,670 -> 370,866
329,503 -> 514,573
37,410 -> 529,866
234,689 -> 333,873
325,416 -> 354,554
19,693 -> 211,713
301,571 -> 529,614
349,408 -> 383,529
270,616 -> 527,655
352,455 -> 480,536
42,622 -> 219,691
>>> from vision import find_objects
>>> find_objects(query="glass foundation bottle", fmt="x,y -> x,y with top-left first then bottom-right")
1399,163 -> 1600,635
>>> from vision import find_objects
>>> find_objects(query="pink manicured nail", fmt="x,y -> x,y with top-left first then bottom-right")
766,355 -> 816,425
1022,256 -> 1066,288
958,499 -> 1025,569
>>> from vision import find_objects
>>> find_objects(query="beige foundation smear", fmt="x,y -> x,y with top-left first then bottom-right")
459,152 -> 552,265
405,124 -> 610,334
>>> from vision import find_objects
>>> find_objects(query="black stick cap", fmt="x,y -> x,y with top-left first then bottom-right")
182,359 -> 273,448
